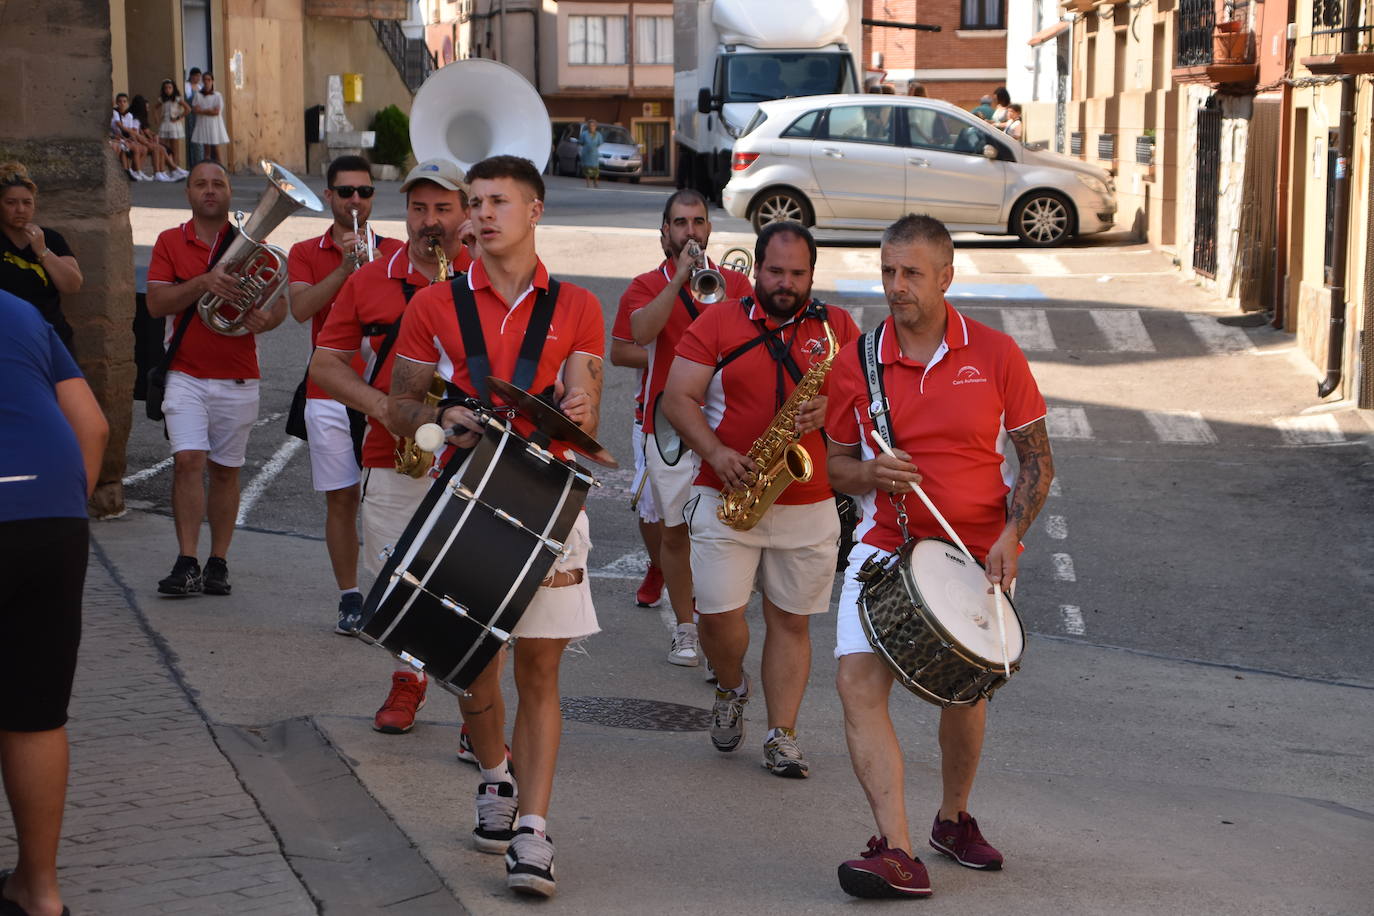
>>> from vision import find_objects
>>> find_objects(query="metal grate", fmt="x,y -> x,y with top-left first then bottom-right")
1097,133 -> 1116,160
1070,131 -> 1084,156
1176,0 -> 1216,68
1193,98 -> 1221,277
1135,135 -> 1155,165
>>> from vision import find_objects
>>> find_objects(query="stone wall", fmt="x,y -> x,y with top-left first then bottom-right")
0,0 -> 136,518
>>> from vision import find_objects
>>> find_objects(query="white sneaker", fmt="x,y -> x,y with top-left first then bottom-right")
173,167 -> 189,179
668,622 -> 700,667
127,168 -> 141,181
155,171 -> 174,182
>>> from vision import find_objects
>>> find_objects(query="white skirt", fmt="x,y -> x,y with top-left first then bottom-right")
192,114 -> 229,145
512,511 -> 599,640
159,118 -> 185,140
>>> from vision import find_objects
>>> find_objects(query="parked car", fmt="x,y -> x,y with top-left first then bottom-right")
552,124 -> 644,182
721,95 -> 1116,246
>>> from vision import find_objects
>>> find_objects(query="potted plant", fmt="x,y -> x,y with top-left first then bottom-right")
369,104 -> 411,180
1213,18 -> 1249,64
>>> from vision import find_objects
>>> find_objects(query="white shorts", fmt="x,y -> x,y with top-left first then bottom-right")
630,420 -> 661,524
360,467 -> 432,576
513,511 -> 599,640
835,544 -> 887,658
305,398 -> 361,492
162,371 -> 259,467
686,487 -> 840,615
645,433 -> 699,528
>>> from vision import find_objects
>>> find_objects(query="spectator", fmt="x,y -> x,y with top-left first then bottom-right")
129,95 -> 184,181
1005,103 -> 1024,142
971,95 -> 995,121
111,93 -> 150,181
0,162 -> 84,355
190,72 -> 228,164
579,118 -> 604,189
184,68 -> 203,169
0,287 -> 109,916
907,80 -> 928,97
991,87 -> 1012,129
156,78 -> 189,171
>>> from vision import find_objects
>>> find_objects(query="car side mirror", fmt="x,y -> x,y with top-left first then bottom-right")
983,144 -> 999,160
697,88 -> 717,115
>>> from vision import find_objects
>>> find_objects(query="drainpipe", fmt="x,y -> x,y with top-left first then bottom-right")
1317,0 -> 1359,398
1271,0 -> 1296,329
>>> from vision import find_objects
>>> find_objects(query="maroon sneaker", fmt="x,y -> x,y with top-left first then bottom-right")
373,671 -> 427,734
837,836 -> 932,898
929,811 -> 1003,870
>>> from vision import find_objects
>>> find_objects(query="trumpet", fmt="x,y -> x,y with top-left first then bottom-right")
350,209 -> 374,268
686,239 -> 726,305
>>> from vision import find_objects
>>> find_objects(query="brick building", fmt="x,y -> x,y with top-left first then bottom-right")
861,0 -> 1007,108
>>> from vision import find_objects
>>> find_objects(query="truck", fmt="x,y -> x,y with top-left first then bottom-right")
673,0 -> 862,202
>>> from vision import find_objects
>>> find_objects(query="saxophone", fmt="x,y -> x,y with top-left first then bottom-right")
717,318 -> 839,531
394,374 -> 449,478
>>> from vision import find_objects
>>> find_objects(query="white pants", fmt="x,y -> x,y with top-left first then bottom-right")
163,371 -> 259,467
305,398 -> 361,492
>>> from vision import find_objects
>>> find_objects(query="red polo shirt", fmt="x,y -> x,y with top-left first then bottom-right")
825,305 -> 1047,558
147,221 -> 259,379
288,227 -> 404,398
621,259 -> 752,435
610,293 -> 647,423
674,297 -> 858,506
394,257 -> 605,460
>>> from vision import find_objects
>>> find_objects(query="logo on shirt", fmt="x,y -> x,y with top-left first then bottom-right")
952,364 -> 987,386
803,337 -> 826,357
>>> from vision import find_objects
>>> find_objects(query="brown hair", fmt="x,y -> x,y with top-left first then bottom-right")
0,161 -> 37,195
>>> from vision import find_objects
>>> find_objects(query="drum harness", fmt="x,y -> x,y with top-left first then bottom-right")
860,324 -> 912,543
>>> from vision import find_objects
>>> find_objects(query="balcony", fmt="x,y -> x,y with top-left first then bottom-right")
1301,1 -> 1374,74
1172,0 -> 1259,89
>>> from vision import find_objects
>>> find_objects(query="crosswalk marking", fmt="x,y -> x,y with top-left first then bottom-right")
1044,515 -> 1068,539
1274,414 -> 1345,446
1144,410 -> 1218,445
1001,309 -> 1056,350
236,438 -> 306,526
1090,309 -> 1156,352
1185,314 -> 1256,355
1046,406 -> 1093,440
953,252 -> 977,274
1052,553 -> 1077,582
1060,605 -> 1086,636
1012,252 -> 1070,276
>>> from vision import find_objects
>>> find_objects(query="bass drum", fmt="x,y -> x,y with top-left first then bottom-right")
857,537 -> 1025,708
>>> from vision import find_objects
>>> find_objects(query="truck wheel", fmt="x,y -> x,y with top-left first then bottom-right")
750,189 -> 810,232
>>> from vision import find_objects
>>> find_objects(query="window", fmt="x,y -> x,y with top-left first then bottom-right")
908,108 -> 989,155
782,111 -> 821,138
635,16 -> 672,65
722,52 -> 853,102
961,0 -> 1005,30
569,15 -> 627,65
825,106 -> 895,145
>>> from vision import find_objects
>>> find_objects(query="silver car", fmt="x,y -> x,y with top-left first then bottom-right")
552,124 -> 644,182
721,95 -> 1115,246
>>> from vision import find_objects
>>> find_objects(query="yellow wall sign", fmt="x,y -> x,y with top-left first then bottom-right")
343,73 -> 363,104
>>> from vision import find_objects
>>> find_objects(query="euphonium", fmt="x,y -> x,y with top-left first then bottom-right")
717,318 -> 839,531
395,374 -> 449,478
687,240 -> 726,305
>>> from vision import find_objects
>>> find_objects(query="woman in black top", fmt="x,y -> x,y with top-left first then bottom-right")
0,162 -> 83,354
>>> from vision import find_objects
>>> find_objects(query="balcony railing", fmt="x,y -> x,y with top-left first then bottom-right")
1176,0 -> 1216,68
1309,1 -> 1374,56
372,17 -> 435,93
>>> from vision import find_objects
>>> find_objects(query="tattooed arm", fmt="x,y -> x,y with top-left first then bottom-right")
559,354 -> 603,438
984,418 -> 1054,588
385,356 -> 441,438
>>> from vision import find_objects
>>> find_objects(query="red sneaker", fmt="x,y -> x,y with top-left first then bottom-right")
373,671 -> 427,734
635,564 -> 664,607
929,811 -> 1003,870
838,836 -> 932,898
456,723 -> 513,770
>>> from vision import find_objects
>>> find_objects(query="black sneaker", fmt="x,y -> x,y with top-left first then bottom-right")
202,556 -> 231,595
335,592 -> 364,635
157,555 -> 203,595
473,781 -> 519,854
505,826 -> 556,897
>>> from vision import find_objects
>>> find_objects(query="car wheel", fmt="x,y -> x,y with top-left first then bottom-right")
1012,192 -> 1073,246
750,189 -> 810,232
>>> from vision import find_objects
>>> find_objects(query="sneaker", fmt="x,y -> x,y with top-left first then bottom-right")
668,622 -> 700,667
127,167 -> 142,181
455,723 -> 513,769
635,564 -> 664,607
761,726 -> 810,778
156,555 -> 202,595
710,675 -> 749,752
335,592 -> 364,635
838,836 -> 932,898
505,826 -> 556,897
202,556 -> 231,595
373,671 -> 427,733
155,171 -> 174,182
929,811 -> 1003,870
473,781 -> 518,853
173,167 -> 189,179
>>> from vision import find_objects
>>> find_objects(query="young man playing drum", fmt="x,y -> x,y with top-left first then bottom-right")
386,155 -> 604,899
825,214 -> 1053,897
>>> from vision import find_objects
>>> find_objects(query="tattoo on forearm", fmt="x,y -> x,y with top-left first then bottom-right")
388,358 -> 438,436
1006,419 -> 1054,540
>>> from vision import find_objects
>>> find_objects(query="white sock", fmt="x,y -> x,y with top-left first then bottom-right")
517,814 -> 547,834
479,759 -> 512,785
341,587 -> 360,597
394,662 -> 426,683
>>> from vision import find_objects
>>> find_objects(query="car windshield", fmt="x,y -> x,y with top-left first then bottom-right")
723,53 -> 853,103
598,126 -> 634,145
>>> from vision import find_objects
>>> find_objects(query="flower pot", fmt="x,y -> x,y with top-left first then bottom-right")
1213,26 -> 1249,64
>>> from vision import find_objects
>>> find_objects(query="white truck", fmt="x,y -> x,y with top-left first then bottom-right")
673,0 -> 861,202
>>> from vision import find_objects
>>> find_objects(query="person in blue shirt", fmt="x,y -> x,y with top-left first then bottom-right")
0,288 -> 108,916
578,119 -> 605,189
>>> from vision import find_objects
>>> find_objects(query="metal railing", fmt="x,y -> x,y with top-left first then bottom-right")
1176,0 -> 1216,68
1070,131 -> 1084,156
372,18 -> 435,93
1309,0 -> 1374,56
1097,133 -> 1116,160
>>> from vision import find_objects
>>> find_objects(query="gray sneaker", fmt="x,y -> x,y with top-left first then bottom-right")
335,592 -> 364,635
668,622 -> 700,666
762,726 -> 810,778
473,781 -> 518,853
710,676 -> 749,752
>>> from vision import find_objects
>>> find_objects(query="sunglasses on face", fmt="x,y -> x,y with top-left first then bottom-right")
331,185 -> 376,199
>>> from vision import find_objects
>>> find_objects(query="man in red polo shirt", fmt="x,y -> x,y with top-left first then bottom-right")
146,160 -> 289,597
662,221 -> 858,777
288,154 -> 404,635
826,214 -> 1053,898
388,155 -> 603,899
624,189 -> 752,667
310,157 -> 473,732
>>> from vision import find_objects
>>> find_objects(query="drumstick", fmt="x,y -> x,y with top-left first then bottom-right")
870,430 -> 1011,677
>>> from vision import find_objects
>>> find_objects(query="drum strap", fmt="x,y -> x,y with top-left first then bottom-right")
449,275 -> 562,402
676,286 -> 701,321
860,325 -> 895,449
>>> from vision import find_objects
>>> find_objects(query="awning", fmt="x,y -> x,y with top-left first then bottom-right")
1028,20 -> 1070,47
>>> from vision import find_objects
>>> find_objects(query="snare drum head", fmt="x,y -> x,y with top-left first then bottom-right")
907,539 -> 1024,664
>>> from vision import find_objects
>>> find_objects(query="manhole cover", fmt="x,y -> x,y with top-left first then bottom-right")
560,696 -> 712,731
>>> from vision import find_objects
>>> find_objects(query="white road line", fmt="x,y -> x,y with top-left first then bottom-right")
589,549 -> 650,580
1090,309 -> 1156,352
1044,515 -> 1068,539
954,252 -> 977,274
1049,477 -> 1062,497
1013,252 -> 1071,276
1001,309 -> 1056,351
1275,414 -> 1345,446
1185,314 -> 1257,355
1061,605 -> 1086,636
235,438 -> 305,526
1052,553 -> 1077,582
1046,406 -> 1093,440
122,412 -> 286,487
1144,410 -> 1218,445
842,251 -> 880,273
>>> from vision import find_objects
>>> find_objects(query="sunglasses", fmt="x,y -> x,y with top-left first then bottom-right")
331,185 -> 376,199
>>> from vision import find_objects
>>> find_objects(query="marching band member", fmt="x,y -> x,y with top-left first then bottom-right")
146,161 -> 288,598
387,155 -> 604,898
825,214 -> 1053,897
661,221 -> 858,776
287,154 -> 402,636
309,158 -> 472,733
608,293 -> 663,609
624,189 -> 752,666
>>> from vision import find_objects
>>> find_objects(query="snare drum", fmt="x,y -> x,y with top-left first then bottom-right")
358,417 -> 596,693
856,538 -> 1025,707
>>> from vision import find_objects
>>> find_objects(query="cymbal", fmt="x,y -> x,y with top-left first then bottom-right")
486,377 -> 619,468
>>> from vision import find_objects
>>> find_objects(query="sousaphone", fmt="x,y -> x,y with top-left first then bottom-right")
409,59 -> 552,174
